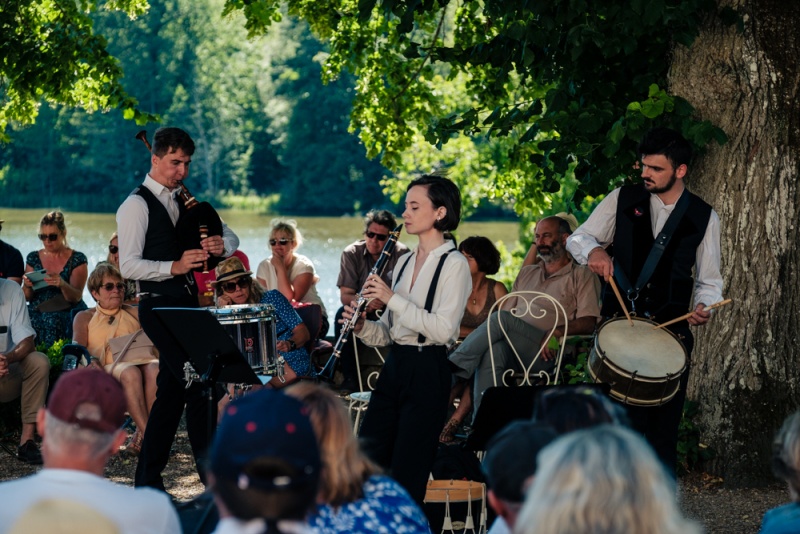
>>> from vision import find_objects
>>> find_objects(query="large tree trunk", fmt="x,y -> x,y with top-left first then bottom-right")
669,0 -> 800,486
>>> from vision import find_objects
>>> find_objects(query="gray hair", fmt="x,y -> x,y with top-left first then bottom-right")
515,425 -> 701,534
44,410 -> 117,458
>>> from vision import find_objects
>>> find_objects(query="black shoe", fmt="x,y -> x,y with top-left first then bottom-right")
17,440 -> 43,465
338,377 -> 360,394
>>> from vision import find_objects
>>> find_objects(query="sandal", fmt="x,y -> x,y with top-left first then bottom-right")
125,430 -> 143,457
439,418 -> 461,444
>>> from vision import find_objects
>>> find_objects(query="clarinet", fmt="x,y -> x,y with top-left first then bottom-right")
319,224 -> 403,382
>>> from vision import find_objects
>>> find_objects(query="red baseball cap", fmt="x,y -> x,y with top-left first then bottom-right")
47,369 -> 127,433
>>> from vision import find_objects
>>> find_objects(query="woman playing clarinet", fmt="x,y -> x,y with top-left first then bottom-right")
344,175 -> 471,507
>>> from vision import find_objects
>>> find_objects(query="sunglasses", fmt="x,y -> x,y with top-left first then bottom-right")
269,238 -> 292,246
109,245 -> 119,254
38,233 -> 59,242
100,282 -> 126,292
221,277 -> 251,293
365,231 -> 389,241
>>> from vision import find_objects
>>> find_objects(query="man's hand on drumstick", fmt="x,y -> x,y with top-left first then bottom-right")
687,303 -> 712,326
587,246 -> 614,281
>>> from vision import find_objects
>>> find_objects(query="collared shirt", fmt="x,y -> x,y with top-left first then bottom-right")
566,187 -> 723,307
508,261 -> 601,331
357,242 -> 472,347
0,278 -> 36,353
337,239 -> 410,290
116,174 -> 239,282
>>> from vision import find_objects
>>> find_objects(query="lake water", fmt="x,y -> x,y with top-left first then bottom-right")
0,208 -> 520,335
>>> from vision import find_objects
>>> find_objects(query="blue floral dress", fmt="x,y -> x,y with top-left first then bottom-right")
259,289 -> 315,377
26,250 -> 88,346
308,475 -> 432,534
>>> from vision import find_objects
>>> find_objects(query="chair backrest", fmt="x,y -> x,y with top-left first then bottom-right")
486,290 -> 569,388
292,303 -> 323,353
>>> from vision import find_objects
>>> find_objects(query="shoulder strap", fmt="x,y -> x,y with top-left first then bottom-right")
418,251 -> 452,344
614,189 -> 691,304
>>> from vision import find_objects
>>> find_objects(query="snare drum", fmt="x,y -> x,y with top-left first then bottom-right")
588,317 -> 687,406
208,304 -> 277,375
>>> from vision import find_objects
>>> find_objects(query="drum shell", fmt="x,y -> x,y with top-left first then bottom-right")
588,317 -> 687,407
207,304 -> 277,375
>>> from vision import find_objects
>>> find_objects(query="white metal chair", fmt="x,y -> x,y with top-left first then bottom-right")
347,332 -> 386,434
487,290 -> 569,388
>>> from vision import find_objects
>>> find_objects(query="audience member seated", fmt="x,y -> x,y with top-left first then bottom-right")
0,277 -> 49,465
214,257 -> 313,387
22,211 -> 88,346
483,421 -> 557,534
441,236 -> 508,443
759,410 -> 800,533
531,384 -> 629,434
106,232 -> 138,305
0,369 -> 180,533
208,388 -> 321,534
256,219 -> 329,337
72,263 -> 158,456
195,248 -> 250,307
0,217 -> 24,284
334,209 -> 409,393
521,212 -> 579,268
285,382 -> 431,533
515,425 -> 700,534
448,216 -> 601,423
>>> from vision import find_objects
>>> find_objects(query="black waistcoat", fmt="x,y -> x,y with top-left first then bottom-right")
601,184 -> 711,323
133,186 -> 197,298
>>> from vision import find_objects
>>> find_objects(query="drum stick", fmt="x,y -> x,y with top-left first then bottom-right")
652,298 -> 733,330
608,276 -> 633,326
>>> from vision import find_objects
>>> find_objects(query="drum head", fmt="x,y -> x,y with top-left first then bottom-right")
596,317 -> 686,378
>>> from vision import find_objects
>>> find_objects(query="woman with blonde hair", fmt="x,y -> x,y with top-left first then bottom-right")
759,411 -> 800,533
284,382 -> 430,533
515,425 -> 701,534
22,211 -> 88,345
256,219 -> 328,336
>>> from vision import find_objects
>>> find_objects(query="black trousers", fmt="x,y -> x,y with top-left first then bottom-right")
359,343 -> 451,506
333,306 -> 360,381
620,326 -> 694,477
134,294 -> 215,491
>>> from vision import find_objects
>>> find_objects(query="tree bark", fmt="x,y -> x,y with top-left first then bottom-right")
669,0 -> 800,485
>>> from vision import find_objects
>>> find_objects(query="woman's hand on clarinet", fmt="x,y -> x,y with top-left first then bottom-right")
360,274 -> 393,306
201,235 -> 225,257
342,301 -> 367,333
172,249 -> 208,275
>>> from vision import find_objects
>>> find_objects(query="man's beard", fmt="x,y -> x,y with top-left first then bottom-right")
644,170 -> 677,194
537,241 -> 566,264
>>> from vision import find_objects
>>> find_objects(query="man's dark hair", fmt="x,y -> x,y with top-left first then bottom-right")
213,457 -> 319,522
364,209 -> 397,233
152,127 -> 196,158
459,236 -> 501,275
637,127 -> 692,170
406,174 -> 462,232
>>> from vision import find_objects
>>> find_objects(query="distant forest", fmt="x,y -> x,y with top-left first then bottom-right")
0,0 -> 511,218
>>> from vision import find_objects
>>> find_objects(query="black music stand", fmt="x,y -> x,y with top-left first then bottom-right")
153,307 -> 263,439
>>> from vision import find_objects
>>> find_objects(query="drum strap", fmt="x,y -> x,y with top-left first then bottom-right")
614,189 -> 691,310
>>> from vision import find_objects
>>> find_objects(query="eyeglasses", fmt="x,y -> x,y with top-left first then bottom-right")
269,238 -> 292,246
108,245 -> 119,254
365,231 -> 389,241
100,282 -> 125,292
38,233 -> 59,242
221,277 -> 251,293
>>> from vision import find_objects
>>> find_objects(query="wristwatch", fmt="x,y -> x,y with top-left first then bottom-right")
287,339 -> 297,351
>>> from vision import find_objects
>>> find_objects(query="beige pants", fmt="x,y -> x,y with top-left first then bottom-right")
0,351 -> 49,424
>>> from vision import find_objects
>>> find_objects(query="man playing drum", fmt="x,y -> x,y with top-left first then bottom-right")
448,215 -> 602,423
566,126 -> 723,475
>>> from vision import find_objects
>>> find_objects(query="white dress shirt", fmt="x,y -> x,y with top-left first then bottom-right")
357,242 -> 472,348
566,187 -> 723,307
116,175 -> 239,282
